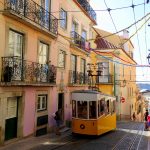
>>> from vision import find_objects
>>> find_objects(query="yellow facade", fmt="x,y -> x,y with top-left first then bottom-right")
90,28 -> 137,120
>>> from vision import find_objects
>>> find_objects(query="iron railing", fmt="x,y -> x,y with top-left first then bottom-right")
69,70 -> 89,85
4,0 -> 58,35
71,31 -> 90,51
76,0 -> 96,22
1,56 -> 56,84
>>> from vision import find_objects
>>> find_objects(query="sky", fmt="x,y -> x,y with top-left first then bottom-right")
90,0 -> 150,83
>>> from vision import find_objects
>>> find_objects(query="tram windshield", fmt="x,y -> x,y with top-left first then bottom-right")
77,101 -> 87,119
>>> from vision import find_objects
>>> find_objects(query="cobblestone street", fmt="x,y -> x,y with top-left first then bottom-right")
0,121 -> 150,150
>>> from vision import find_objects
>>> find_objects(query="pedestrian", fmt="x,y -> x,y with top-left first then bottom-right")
54,109 -> 62,135
132,112 -> 136,121
144,109 -> 149,130
147,114 -> 150,130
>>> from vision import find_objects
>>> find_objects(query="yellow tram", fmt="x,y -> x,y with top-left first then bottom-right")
71,90 -> 116,136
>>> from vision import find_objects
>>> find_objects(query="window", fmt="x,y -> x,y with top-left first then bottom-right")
6,97 -> 17,119
38,42 -> 49,64
71,55 -> 77,83
71,55 -> 77,71
98,98 -> 105,116
111,100 -> 115,113
58,50 -> 66,68
81,29 -> 87,40
106,100 -> 110,114
72,20 -> 78,32
37,95 -> 47,111
8,30 -> 23,57
80,58 -> 86,84
77,101 -> 87,119
89,101 -> 96,119
60,8 -> 67,29
97,62 -> 109,82
72,100 -> 76,117
40,0 -> 50,11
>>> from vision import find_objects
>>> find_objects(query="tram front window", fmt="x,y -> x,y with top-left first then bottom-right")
77,101 -> 87,119
89,101 -> 96,119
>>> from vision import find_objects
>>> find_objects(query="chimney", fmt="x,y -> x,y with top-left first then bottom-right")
123,29 -> 129,39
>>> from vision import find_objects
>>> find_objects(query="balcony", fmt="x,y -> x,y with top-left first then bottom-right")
4,0 -> 58,35
1,56 -> 56,86
76,0 -> 96,22
69,70 -> 89,85
71,31 -> 91,52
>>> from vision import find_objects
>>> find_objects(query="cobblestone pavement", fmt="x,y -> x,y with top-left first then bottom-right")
0,121 -> 150,150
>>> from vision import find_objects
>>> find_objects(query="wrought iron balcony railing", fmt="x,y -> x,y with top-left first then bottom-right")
96,75 -> 113,84
1,56 -> 56,84
76,0 -> 96,22
4,0 -> 58,35
69,70 -> 89,85
71,31 -> 91,52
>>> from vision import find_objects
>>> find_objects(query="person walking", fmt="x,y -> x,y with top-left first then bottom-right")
54,109 -> 62,135
144,109 -> 149,130
132,112 -> 136,121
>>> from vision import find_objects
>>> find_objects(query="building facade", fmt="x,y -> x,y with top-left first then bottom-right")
90,28 -> 137,120
0,0 -> 96,144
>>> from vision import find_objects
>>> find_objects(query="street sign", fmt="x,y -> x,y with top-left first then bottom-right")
121,97 -> 125,103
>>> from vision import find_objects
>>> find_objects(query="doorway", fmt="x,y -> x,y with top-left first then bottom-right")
5,97 -> 18,141
58,93 -> 64,121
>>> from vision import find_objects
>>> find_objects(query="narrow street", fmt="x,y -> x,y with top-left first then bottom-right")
0,121 -> 150,150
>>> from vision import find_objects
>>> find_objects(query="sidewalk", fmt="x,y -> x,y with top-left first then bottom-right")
0,127 -> 71,150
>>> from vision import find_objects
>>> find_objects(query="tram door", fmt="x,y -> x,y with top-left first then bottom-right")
58,93 -> 64,121
5,97 -> 18,141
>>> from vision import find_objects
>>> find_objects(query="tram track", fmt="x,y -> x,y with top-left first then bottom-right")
112,123 -> 144,150
49,134 -> 91,150
31,132 -> 91,150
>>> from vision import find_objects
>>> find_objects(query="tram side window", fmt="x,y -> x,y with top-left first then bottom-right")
72,100 -> 76,117
99,99 -> 105,115
77,101 -> 87,119
112,100 -> 115,113
106,100 -> 110,114
89,101 -> 96,119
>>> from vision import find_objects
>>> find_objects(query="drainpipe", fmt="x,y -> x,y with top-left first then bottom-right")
114,63 -> 120,120
113,63 -> 116,96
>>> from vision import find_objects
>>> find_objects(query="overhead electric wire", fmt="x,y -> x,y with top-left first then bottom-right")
132,0 -> 143,63
51,2 -> 145,13
93,50 -> 150,67
90,12 -> 150,41
144,0 -> 149,74
103,0 -> 123,45
121,15 -> 150,45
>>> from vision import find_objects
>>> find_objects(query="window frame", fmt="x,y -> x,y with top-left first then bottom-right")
60,8 -> 67,29
38,41 -> 49,64
37,94 -> 47,112
8,29 -> 24,58
58,50 -> 66,68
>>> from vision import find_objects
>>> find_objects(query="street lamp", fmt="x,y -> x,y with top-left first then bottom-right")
87,63 -> 103,91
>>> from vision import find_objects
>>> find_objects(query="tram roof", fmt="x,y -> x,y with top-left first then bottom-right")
72,90 -> 116,101
72,90 -> 100,94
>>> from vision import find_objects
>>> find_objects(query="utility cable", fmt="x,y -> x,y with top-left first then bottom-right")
131,0 -> 143,68
51,2 -> 145,13
103,0 -> 123,46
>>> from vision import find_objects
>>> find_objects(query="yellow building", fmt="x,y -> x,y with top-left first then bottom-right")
90,27 -> 137,120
